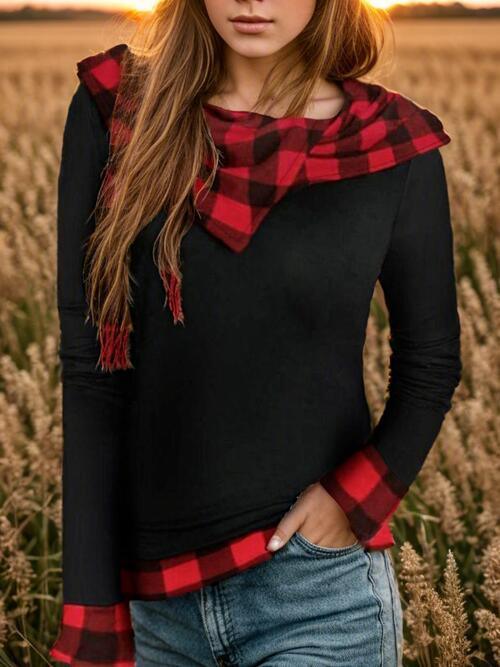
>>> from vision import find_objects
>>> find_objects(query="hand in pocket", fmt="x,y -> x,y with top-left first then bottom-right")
266,482 -> 358,552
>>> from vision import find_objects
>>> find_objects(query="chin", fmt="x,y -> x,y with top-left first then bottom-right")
225,38 -> 283,60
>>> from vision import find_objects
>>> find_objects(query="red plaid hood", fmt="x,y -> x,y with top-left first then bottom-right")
76,42 -> 451,370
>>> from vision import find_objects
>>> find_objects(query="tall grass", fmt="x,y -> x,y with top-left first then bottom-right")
0,18 -> 498,666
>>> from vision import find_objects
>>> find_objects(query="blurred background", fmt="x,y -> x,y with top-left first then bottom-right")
0,1 -> 498,665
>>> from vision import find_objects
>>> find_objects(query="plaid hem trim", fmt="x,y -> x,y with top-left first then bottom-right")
48,515 -> 396,664
120,525 -> 276,599
319,443 -> 408,545
48,526 -> 277,665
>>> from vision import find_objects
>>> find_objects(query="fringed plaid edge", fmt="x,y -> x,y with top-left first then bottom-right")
77,44 -> 184,371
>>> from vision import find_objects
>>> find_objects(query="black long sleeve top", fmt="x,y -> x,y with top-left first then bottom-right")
51,78 -> 462,666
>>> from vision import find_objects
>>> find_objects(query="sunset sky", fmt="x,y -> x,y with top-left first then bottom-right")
1,0 -> 499,9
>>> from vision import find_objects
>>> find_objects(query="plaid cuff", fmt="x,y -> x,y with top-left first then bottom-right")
49,601 -> 134,666
319,443 -> 408,546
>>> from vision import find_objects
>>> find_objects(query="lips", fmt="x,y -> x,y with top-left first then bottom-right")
230,15 -> 273,23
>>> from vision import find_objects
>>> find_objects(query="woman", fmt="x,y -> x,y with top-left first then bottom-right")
50,1 -> 462,665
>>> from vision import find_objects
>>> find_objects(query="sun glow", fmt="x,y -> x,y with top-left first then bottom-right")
367,0 -> 398,7
128,0 -> 157,11
125,0 -> 397,13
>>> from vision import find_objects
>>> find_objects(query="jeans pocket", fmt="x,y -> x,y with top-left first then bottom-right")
292,530 -> 363,557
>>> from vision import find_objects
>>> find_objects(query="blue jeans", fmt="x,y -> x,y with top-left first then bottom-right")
130,533 -> 404,666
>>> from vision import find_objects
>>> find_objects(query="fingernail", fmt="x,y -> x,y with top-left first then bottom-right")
267,535 -> 283,551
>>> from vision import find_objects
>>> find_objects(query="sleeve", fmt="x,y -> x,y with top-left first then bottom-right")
49,82 -> 135,666
319,147 -> 462,545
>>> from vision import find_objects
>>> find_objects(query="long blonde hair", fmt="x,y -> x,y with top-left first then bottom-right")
84,0 -> 390,368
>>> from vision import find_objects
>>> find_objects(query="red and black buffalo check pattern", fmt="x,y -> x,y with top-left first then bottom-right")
75,42 -> 451,372
319,444 -> 409,543
50,448 -> 404,665
50,42 -> 447,664
77,42 -> 451,257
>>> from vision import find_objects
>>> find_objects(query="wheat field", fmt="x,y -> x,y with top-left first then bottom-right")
0,16 -> 499,667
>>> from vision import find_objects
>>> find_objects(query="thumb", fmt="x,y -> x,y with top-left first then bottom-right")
266,506 -> 304,552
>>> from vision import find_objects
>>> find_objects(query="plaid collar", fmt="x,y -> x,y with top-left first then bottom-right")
76,43 -> 451,371
77,42 -> 451,255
